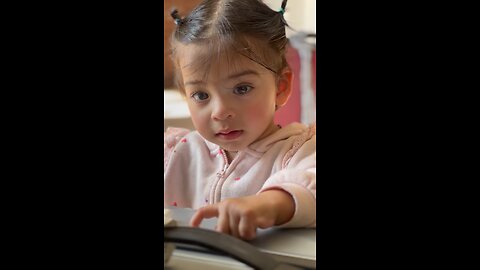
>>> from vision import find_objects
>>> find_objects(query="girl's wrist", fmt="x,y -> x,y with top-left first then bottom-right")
258,189 -> 295,225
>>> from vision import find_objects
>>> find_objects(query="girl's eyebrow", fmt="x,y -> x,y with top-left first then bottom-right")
184,69 -> 260,86
227,69 -> 260,80
184,79 -> 205,87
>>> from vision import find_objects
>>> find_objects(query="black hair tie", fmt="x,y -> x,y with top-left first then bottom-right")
170,9 -> 183,25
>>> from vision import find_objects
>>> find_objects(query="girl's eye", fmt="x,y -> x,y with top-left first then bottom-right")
233,85 -> 253,95
191,91 -> 209,101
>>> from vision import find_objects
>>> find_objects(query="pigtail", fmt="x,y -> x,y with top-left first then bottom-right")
280,0 -> 288,14
170,9 -> 183,25
278,0 -> 289,26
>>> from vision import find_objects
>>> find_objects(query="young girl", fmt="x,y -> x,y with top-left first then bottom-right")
164,0 -> 316,240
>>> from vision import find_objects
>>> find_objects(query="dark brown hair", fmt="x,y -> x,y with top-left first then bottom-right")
169,0 -> 290,93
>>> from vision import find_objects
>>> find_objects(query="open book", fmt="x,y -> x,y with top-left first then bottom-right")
163,208 -> 306,270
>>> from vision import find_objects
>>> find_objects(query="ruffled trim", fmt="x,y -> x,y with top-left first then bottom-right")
281,122 -> 316,169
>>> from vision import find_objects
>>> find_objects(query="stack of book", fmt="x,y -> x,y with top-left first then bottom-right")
164,209 -> 176,264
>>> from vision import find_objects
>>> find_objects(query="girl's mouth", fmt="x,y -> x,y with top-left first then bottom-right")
215,130 -> 243,140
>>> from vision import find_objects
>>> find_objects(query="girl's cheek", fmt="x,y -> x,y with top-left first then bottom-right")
190,113 -> 204,127
187,104 -> 202,123
189,108 -> 210,129
244,100 -> 274,118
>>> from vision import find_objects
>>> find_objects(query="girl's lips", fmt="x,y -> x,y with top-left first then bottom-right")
215,130 -> 243,140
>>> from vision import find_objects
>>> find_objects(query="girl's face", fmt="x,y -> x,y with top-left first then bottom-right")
177,44 -> 290,152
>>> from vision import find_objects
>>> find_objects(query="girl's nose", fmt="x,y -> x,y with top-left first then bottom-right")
211,100 -> 234,121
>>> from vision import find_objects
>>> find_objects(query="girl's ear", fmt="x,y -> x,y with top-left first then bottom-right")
275,68 -> 294,108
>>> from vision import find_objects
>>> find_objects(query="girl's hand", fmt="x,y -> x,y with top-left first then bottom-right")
189,189 -> 295,240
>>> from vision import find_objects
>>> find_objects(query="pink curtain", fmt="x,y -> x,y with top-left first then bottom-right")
274,42 -> 316,126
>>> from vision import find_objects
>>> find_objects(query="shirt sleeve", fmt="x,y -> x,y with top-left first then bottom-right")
164,127 -> 191,173
259,132 -> 317,228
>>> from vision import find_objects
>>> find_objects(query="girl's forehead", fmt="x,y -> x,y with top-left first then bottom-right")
177,43 -> 265,78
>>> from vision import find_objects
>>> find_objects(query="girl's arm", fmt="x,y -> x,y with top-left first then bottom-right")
164,127 -> 190,172
259,137 -> 317,228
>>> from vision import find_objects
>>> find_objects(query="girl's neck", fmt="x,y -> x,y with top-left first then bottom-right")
254,121 -> 281,143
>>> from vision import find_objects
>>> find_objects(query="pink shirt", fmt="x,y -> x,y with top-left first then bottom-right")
164,122 -> 316,228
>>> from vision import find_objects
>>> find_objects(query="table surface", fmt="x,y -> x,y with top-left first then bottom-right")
165,207 -> 316,269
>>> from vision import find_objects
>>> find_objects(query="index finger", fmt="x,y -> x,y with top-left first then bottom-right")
189,205 -> 219,227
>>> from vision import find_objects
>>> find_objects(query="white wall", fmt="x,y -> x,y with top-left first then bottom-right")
263,0 -> 316,37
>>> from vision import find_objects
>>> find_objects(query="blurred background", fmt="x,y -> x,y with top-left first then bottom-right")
164,0 -> 316,131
